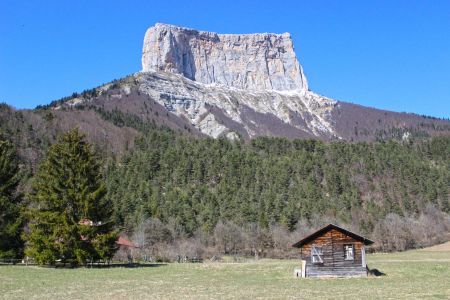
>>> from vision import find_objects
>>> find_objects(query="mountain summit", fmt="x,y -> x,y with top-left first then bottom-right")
138,23 -> 337,139
142,23 -> 308,91
41,23 -> 449,142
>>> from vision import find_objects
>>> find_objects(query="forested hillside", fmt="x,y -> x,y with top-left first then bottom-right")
1,102 -> 450,259
105,128 -> 450,255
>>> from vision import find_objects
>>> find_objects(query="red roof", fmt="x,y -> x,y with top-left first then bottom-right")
116,236 -> 138,248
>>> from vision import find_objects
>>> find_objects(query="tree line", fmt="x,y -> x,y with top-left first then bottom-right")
106,130 -> 450,231
1,125 -> 450,262
105,129 -> 450,258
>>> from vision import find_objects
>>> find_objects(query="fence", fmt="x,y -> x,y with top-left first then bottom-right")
0,258 -> 35,265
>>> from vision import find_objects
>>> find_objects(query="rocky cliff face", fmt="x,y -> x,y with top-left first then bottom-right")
142,23 -> 308,91
136,71 -> 336,139
139,23 -> 339,139
52,23 -> 450,142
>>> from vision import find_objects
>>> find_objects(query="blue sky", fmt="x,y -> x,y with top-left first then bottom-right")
1,0 -> 449,118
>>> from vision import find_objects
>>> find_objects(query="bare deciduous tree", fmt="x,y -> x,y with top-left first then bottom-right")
213,220 -> 244,254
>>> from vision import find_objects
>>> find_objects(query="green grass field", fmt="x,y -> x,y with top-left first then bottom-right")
1,245 -> 450,299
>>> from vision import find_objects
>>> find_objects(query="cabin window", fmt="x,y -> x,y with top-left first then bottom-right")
344,244 -> 354,260
311,245 -> 323,264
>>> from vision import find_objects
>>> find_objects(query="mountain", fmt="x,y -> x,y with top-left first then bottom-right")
1,24 -> 450,256
142,23 -> 309,91
47,23 -> 450,142
2,23 -> 450,167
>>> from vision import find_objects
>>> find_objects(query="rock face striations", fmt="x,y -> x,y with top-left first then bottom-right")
56,23 -> 450,141
136,71 -> 336,140
142,23 -> 308,91
139,23 -> 337,140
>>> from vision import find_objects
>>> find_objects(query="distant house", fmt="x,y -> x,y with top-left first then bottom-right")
79,219 -> 136,250
79,218 -> 102,226
115,236 -> 139,262
292,224 -> 374,278
78,218 -> 104,241
116,236 -> 138,249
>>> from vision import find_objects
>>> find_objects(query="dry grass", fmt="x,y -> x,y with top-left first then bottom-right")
1,246 -> 449,299
420,241 -> 450,252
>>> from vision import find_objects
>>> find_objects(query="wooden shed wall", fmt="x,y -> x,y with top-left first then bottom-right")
299,228 -> 367,277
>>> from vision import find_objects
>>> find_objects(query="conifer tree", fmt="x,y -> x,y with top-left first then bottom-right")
0,137 -> 23,258
25,128 -> 117,265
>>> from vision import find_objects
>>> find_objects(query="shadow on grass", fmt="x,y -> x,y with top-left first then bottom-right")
0,262 -> 168,269
367,267 -> 386,277
99,263 -> 167,269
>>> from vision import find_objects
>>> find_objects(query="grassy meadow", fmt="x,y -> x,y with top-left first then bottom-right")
1,243 -> 449,299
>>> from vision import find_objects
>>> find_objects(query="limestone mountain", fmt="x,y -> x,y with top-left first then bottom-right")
2,24 -> 450,254
2,23 -> 450,161
50,23 -> 449,142
142,23 -> 308,91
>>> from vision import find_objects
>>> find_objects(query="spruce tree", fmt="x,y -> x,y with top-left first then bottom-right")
0,137 -> 23,258
25,128 -> 117,265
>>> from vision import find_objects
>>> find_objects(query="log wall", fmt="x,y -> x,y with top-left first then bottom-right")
299,228 -> 367,277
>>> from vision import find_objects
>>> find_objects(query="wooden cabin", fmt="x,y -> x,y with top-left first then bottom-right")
115,236 -> 139,263
292,224 -> 374,278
